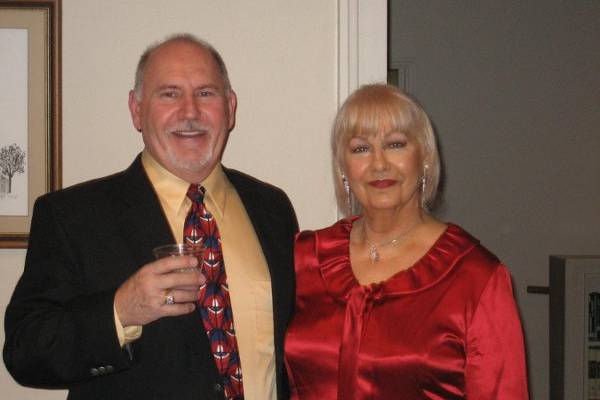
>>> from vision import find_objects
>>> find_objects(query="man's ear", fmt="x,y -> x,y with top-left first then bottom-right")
226,90 -> 238,131
128,90 -> 142,132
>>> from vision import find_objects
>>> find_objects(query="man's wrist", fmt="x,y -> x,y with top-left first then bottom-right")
113,302 -> 142,347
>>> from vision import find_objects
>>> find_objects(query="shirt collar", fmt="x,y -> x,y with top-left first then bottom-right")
141,150 -> 228,218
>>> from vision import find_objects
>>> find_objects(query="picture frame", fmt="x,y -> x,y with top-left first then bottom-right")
0,0 -> 61,248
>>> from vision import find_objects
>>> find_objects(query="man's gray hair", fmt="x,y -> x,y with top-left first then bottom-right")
133,33 -> 231,100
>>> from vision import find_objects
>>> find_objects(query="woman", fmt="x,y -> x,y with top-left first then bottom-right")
284,84 -> 529,399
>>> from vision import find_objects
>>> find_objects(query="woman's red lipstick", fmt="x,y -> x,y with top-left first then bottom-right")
368,179 -> 396,188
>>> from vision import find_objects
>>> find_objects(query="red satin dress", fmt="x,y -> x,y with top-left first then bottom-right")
284,219 -> 529,400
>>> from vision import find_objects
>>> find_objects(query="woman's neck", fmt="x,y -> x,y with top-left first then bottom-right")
360,204 -> 426,243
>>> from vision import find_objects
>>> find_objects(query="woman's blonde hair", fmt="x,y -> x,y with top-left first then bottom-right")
332,83 -> 441,216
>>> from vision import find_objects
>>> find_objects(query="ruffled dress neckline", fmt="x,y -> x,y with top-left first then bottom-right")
317,217 -> 479,302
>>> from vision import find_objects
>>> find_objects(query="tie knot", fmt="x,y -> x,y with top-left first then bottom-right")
186,184 -> 206,203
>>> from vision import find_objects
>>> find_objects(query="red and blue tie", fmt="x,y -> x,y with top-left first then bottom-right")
184,184 -> 243,399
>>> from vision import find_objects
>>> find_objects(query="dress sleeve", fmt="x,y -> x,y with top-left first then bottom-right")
286,230 -> 318,400
465,265 -> 529,399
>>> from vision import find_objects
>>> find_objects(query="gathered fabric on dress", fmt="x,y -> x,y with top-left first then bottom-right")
284,218 -> 529,400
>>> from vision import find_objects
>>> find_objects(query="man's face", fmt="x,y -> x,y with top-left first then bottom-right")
129,41 -> 236,183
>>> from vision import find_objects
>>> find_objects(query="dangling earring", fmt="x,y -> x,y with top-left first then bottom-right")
342,174 -> 352,216
421,165 -> 429,208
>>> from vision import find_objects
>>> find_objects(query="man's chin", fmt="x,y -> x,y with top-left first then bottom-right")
168,154 -> 216,178
176,159 -> 208,171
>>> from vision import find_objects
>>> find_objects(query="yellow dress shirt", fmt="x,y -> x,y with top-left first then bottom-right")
119,151 -> 276,400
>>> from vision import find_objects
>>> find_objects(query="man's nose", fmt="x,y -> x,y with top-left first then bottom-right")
180,94 -> 200,119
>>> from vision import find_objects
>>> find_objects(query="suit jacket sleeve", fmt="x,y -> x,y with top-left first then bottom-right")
3,195 -> 133,388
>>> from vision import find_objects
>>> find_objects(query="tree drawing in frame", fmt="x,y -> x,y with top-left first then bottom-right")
0,143 -> 26,194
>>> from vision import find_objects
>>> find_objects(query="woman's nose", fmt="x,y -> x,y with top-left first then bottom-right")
372,148 -> 388,171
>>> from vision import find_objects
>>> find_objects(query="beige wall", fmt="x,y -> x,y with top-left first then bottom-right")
60,0 -> 339,228
1,1 -> 347,398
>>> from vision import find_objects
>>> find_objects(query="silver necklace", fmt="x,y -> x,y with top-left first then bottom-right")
363,220 -> 420,262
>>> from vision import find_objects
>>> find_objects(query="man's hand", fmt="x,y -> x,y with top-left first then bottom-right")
114,256 -> 206,327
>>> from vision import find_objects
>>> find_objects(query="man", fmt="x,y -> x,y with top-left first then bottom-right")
3,34 -> 298,400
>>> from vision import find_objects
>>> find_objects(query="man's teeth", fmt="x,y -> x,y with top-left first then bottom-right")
173,130 -> 203,137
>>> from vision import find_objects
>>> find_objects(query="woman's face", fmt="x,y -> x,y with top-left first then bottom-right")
343,128 -> 423,215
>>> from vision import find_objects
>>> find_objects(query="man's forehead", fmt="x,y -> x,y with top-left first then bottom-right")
144,47 -> 222,84
147,42 -> 213,68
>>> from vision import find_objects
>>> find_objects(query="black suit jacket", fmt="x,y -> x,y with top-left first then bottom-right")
3,156 -> 298,400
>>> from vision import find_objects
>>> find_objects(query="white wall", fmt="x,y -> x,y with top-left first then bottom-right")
1,1 -> 349,398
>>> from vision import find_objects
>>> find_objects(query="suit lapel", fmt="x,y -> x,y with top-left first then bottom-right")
224,170 -> 277,276
109,156 -> 175,271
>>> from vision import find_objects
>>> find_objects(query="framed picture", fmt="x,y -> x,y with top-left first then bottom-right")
0,0 -> 61,248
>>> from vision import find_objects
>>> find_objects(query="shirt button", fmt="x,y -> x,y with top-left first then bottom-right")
213,383 -> 223,394
90,368 -> 99,376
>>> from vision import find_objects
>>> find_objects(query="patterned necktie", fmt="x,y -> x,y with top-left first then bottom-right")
184,184 -> 243,400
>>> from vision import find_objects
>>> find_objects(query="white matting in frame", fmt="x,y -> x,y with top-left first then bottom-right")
0,28 -> 29,215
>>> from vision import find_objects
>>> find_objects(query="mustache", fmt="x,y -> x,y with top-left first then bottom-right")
168,120 -> 209,133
